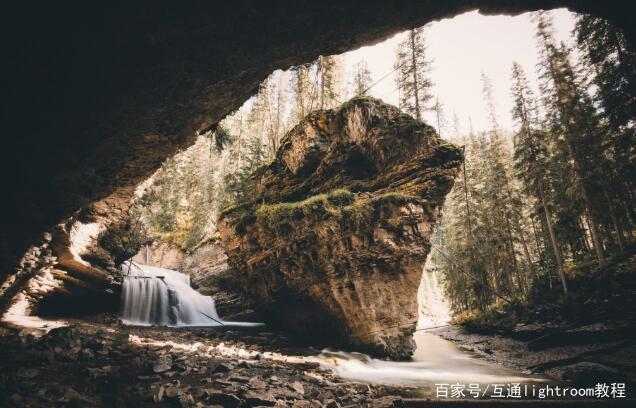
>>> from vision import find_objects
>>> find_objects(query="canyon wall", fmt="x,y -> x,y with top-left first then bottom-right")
218,97 -> 462,358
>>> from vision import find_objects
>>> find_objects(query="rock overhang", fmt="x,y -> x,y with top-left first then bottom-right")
218,97 -> 462,358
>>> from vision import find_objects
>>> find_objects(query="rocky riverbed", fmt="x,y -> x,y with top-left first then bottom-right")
434,325 -> 636,389
0,318 -> 418,407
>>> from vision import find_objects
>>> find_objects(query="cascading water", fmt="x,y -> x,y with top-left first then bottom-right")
316,261 -> 548,393
416,262 -> 451,329
120,261 -> 260,328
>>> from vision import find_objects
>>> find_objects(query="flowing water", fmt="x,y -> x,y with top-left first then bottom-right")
317,262 -> 549,396
120,260 -> 548,395
417,263 -> 451,329
120,261 -> 260,328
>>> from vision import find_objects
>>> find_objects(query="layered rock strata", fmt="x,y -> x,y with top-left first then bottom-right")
219,97 -> 462,358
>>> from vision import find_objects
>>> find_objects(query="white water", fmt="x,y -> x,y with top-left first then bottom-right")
120,261 -> 260,328
417,262 -> 451,329
317,262 -> 547,393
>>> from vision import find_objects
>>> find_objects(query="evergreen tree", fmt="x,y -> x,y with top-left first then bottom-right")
316,55 -> 342,110
394,27 -> 434,120
349,60 -> 373,96
536,11 -> 608,267
432,96 -> 447,137
511,61 -> 567,293
290,63 -> 315,123
575,14 -> 636,244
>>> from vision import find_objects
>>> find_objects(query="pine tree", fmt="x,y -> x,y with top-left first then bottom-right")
511,61 -> 567,293
290,63 -> 314,123
536,11 -> 608,267
432,96 -> 447,137
316,55 -> 342,110
575,14 -> 636,246
349,60 -> 373,96
394,27 -> 434,120
481,73 -> 531,295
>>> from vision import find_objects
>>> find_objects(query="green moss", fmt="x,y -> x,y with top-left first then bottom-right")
326,188 -> 356,206
219,202 -> 253,220
436,142 -> 462,159
256,188 -> 354,224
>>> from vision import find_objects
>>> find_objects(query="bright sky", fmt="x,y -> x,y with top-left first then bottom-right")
342,9 -> 577,133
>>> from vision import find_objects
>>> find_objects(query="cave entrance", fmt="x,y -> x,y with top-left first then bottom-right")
124,8 -> 584,332
2,5 -> 635,404
0,6 -> 588,330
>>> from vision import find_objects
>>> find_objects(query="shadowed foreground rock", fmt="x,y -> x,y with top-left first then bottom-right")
219,97 -> 462,358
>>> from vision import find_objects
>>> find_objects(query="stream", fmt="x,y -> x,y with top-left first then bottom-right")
118,261 -> 551,397
317,331 -> 549,398
316,264 -> 550,397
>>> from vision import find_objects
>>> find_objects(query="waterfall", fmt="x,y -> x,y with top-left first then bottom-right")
120,261 -> 259,327
417,261 -> 451,329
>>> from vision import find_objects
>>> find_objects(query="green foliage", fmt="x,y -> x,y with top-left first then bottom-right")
349,60 -> 373,96
255,189 -> 355,224
394,27 -> 434,120
457,247 -> 636,333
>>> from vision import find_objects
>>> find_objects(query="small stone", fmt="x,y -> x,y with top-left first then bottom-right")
237,360 -> 251,369
18,368 -> 39,379
178,393 -> 195,407
153,358 -> 173,373
165,386 -> 181,399
293,400 -> 311,408
244,390 -> 277,406
206,392 -> 242,408
9,394 -> 22,404
212,362 -> 233,373
154,386 -> 165,403
290,381 -> 305,395
80,348 -> 95,359
64,387 -> 87,402
228,375 -> 250,383
248,377 -> 267,389
324,400 -> 341,408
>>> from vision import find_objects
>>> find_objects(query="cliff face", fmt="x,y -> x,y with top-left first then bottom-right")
218,98 -> 462,358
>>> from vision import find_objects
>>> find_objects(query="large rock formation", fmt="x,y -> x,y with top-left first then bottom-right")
218,97 -> 462,358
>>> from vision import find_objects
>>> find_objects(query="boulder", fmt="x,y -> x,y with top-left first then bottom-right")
219,97 -> 462,358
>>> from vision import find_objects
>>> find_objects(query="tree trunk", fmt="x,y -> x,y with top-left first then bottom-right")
410,31 -> 421,120
540,182 -> 567,294
604,189 -> 625,251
